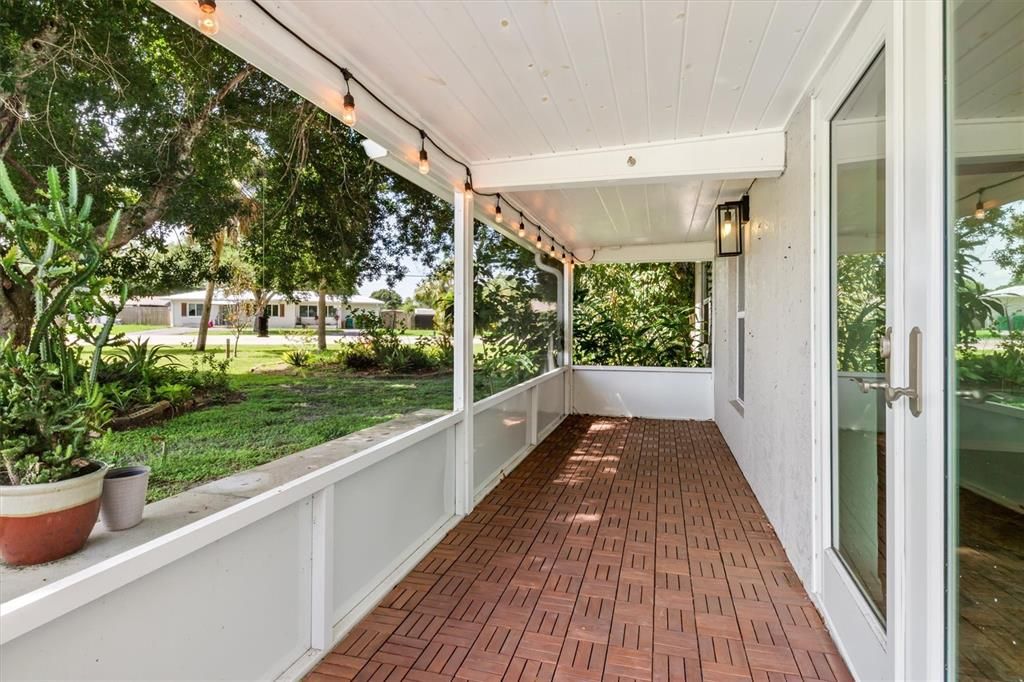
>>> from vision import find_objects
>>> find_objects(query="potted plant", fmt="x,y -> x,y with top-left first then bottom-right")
0,164 -> 122,565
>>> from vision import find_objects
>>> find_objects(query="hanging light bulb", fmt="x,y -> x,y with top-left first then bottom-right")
536,232 -> 543,248
494,196 -> 503,224
721,209 -> 734,236
418,131 -> 429,175
974,192 -> 986,220
197,0 -> 219,35
560,250 -> 568,264
340,69 -> 356,127
518,213 -> 526,238
550,241 -> 556,255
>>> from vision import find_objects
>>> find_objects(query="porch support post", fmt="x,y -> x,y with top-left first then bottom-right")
453,188 -> 475,515
563,261 -> 573,416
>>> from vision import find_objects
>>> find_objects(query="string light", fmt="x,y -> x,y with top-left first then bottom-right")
247,0 -> 576,263
197,0 -> 219,35
958,173 -> 1024,219
974,191 -> 986,220
418,130 -> 430,175
341,68 -> 356,127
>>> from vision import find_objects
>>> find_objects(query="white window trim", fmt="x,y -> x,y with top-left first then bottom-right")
735,254 -> 746,406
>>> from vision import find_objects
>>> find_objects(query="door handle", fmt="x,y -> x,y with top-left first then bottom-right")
851,327 -> 923,417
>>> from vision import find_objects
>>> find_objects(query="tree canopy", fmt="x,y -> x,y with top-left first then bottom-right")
1,0 -> 453,343
573,262 -> 705,368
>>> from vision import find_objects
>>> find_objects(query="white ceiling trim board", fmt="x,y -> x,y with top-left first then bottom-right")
471,129 -> 785,192
586,241 -> 715,264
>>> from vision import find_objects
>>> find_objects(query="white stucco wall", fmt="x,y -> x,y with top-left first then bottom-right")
713,98 -> 816,584
172,303 -> 224,328
170,301 -> 383,328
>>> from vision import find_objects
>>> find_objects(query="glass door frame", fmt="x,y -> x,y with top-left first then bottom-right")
810,1 -> 947,680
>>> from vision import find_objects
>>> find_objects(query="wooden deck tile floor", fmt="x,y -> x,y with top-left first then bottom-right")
308,416 -> 852,682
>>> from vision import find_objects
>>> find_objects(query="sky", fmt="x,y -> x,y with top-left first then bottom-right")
358,254 -> 431,300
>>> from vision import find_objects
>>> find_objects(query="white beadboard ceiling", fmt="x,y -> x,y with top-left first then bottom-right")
953,0 -> 1024,120
157,0 -> 862,250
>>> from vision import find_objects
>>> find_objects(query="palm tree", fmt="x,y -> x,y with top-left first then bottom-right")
194,185 -> 259,351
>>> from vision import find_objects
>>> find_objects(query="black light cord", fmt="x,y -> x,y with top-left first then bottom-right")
248,0 -> 573,261
956,173 -> 1024,203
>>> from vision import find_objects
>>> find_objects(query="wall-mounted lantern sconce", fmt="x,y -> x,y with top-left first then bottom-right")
716,195 -> 749,257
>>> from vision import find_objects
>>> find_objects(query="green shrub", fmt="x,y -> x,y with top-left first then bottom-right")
281,348 -> 313,368
155,383 -> 194,406
101,381 -> 145,414
342,343 -> 377,370
391,344 -> 436,373
960,329 -> 1024,398
184,351 -> 232,392
418,335 -> 453,369
102,339 -> 179,388
476,335 -> 539,396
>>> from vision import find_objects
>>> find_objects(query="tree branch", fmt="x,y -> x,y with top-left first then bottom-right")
0,20 -> 63,158
113,63 -> 257,248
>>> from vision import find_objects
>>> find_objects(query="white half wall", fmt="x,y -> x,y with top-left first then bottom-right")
712,97 -> 817,585
473,369 -> 567,501
572,366 -> 713,420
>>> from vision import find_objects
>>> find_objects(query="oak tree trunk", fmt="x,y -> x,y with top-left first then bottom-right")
0,280 -> 33,347
317,285 -> 327,351
194,233 -> 225,351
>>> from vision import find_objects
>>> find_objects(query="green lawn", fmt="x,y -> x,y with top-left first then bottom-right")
95,345 -> 453,502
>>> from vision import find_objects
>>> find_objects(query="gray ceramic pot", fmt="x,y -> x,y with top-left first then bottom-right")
100,466 -> 150,531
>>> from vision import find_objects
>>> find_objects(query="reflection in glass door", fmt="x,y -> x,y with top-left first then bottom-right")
948,1 -> 1024,678
831,52 -> 887,623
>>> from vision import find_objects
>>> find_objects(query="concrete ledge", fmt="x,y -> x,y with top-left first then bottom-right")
0,409 -> 449,603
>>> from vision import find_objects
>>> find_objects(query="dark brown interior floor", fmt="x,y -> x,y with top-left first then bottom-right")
957,487 -> 1024,682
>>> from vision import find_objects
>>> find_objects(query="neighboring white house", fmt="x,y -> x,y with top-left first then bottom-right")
163,290 -> 385,329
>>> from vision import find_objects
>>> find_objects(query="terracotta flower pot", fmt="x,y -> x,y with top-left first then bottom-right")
100,466 -> 150,531
0,463 -> 108,566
